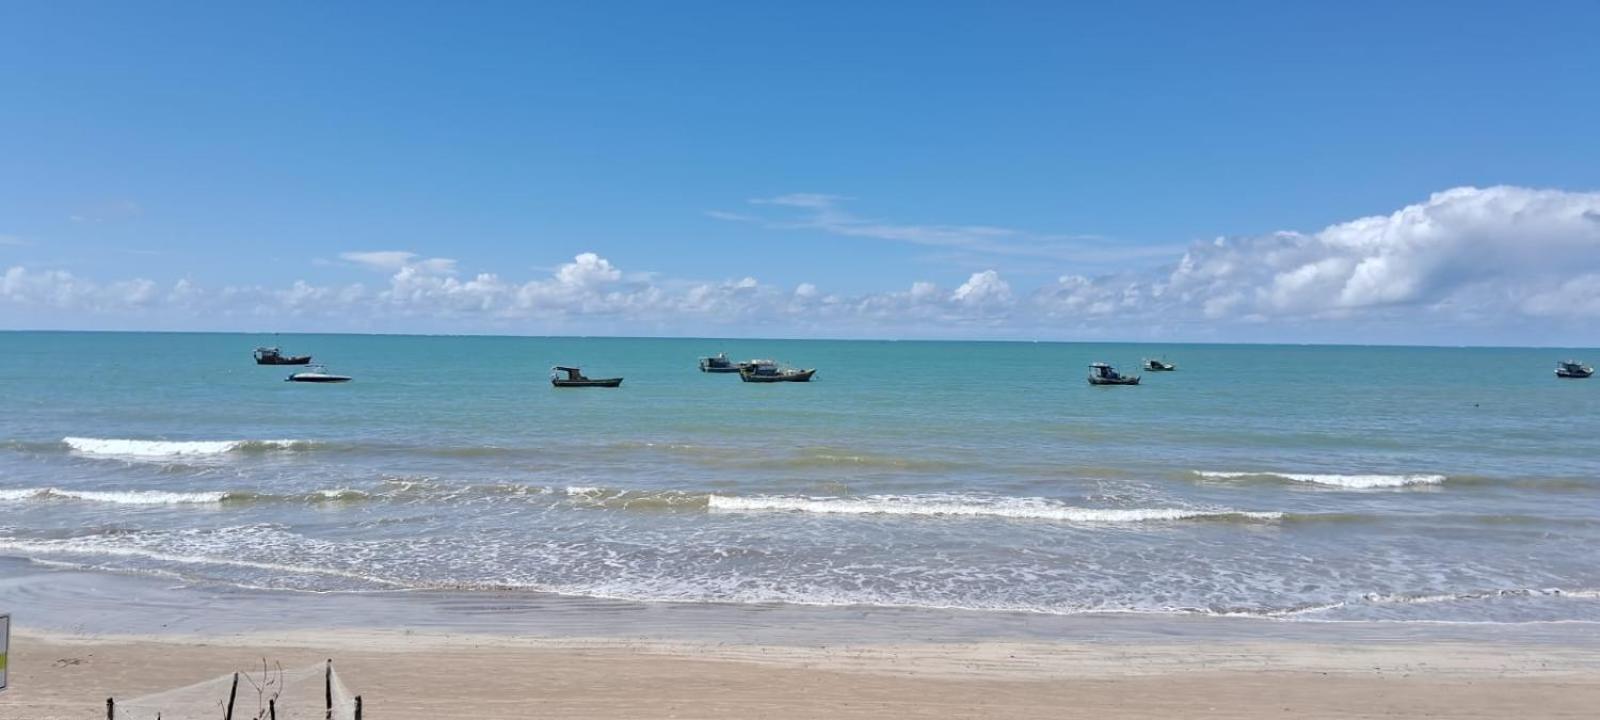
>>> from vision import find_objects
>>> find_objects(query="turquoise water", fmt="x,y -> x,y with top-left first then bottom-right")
1,331 -> 1597,623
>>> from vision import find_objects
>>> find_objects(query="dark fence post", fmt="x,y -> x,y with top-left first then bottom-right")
325,659 -> 333,720
269,697 -> 276,720
224,672 -> 239,720
355,695 -> 363,720
105,697 -> 114,719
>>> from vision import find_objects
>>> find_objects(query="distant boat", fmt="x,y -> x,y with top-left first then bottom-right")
1556,360 -> 1594,379
738,359 -> 816,383
254,347 -> 312,365
1143,358 -> 1176,371
551,366 -> 623,388
286,365 -> 351,383
699,352 -> 741,373
1088,362 -> 1140,386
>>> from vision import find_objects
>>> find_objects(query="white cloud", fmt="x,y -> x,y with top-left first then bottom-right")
716,194 -> 1162,265
951,270 -> 1013,307
340,250 -> 458,275
6,186 -> 1600,343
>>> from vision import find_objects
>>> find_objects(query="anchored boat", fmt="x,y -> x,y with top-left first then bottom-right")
738,359 -> 816,383
286,365 -> 351,383
1556,360 -> 1594,378
255,346 -> 312,365
699,352 -> 741,373
1088,362 -> 1140,386
551,366 -> 623,388
1143,358 -> 1176,371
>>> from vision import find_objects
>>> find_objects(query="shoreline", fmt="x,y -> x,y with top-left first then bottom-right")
9,563 -> 1600,647
5,626 -> 1600,719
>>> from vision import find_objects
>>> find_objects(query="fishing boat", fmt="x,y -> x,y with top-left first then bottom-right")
699,352 -> 741,373
254,346 -> 312,365
1556,360 -> 1594,378
1143,358 -> 1176,371
286,365 -> 351,383
738,359 -> 816,383
551,366 -> 623,388
1087,362 -> 1140,386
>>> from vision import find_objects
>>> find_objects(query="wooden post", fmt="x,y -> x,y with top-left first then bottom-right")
355,695 -> 363,720
269,697 -> 276,720
225,672 -> 240,720
325,659 -> 333,720
105,697 -> 114,719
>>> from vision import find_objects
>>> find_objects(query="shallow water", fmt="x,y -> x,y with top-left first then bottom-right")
1,332 -> 1597,625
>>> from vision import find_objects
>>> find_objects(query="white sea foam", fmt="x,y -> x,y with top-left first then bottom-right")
708,493 -> 1280,523
564,486 -> 603,495
0,538 -> 404,587
0,487 -> 229,505
1196,470 -> 1446,489
62,436 -> 305,458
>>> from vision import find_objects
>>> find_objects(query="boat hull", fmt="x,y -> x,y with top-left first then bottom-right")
1088,376 -> 1140,386
257,356 -> 313,365
287,375 -> 350,383
1557,369 -> 1594,378
739,369 -> 816,383
552,378 -> 624,388
700,365 -> 741,373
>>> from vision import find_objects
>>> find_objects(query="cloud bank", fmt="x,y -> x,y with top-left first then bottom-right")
5,186 -> 1600,344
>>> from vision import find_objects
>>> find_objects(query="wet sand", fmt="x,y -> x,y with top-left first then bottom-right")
3,628 -> 1598,719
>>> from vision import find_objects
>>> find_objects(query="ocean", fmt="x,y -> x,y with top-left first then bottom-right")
1,331 -> 1597,628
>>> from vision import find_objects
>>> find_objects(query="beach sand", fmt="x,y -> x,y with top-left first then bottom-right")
3,629 -> 1598,719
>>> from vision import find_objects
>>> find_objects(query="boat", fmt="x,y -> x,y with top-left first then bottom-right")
254,346 -> 312,365
1087,362 -> 1140,386
699,352 -> 741,373
1143,358 -> 1176,371
1556,360 -> 1594,378
286,365 -> 351,383
551,366 -> 623,388
738,359 -> 816,383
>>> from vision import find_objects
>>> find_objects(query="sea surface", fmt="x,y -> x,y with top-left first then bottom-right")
1,332 -> 1598,628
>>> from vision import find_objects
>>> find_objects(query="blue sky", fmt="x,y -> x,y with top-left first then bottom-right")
3,2 -> 1599,343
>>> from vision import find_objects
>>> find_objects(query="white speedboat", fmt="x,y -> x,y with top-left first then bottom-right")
286,365 -> 352,383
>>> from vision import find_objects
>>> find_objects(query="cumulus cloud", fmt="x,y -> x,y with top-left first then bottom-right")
5,186 -> 1600,342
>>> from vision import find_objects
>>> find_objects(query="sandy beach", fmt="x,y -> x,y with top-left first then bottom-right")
3,628 -> 1598,719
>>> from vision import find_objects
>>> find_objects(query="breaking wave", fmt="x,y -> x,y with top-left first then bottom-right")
62,437 -> 312,458
1195,470 -> 1447,489
709,493 -> 1281,523
0,487 -> 371,506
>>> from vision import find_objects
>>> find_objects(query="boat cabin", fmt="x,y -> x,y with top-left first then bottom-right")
552,366 -> 591,381
1090,362 -> 1123,380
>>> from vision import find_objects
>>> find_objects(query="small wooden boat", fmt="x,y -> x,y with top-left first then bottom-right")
1556,360 -> 1594,378
699,353 -> 741,373
255,346 -> 312,365
738,360 -> 816,383
1087,362 -> 1140,386
286,365 -> 351,383
551,366 -> 623,388
1143,358 -> 1176,371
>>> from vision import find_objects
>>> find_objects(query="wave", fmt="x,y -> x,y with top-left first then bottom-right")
708,493 -> 1280,523
62,436 -> 312,458
1271,587 -> 1600,619
0,486 -> 374,506
0,537 -> 405,589
0,487 -> 230,505
1195,470 -> 1446,489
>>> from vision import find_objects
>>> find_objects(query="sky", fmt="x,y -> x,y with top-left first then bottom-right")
2,2 -> 1599,345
